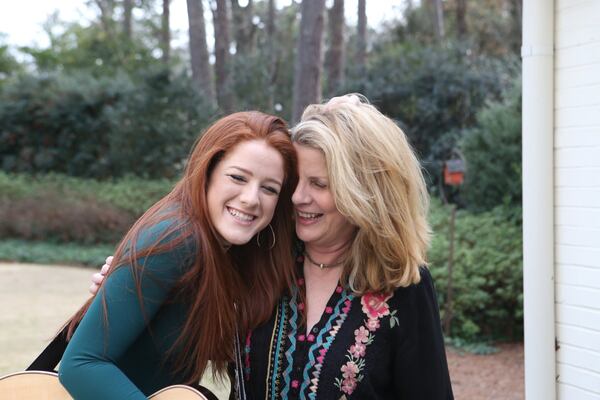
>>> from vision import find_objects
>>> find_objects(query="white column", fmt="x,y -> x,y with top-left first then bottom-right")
522,0 -> 555,399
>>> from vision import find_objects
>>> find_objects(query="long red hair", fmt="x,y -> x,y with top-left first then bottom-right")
66,111 -> 298,382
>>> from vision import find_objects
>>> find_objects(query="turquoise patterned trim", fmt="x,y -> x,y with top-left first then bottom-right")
299,290 -> 355,399
280,286 -> 299,399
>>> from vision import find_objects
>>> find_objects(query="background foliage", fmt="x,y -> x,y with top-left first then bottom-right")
0,68 -> 214,178
429,200 -> 523,341
460,79 -> 522,211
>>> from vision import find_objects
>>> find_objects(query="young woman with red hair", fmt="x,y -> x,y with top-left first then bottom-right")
58,111 -> 298,399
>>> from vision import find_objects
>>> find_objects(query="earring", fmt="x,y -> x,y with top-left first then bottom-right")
256,224 -> 276,249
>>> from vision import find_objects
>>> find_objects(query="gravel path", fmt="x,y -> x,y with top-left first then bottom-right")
0,263 -> 523,399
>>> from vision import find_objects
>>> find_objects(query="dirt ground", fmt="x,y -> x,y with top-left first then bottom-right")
0,263 -> 523,399
447,343 -> 524,399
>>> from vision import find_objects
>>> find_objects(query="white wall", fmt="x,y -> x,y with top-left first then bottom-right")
555,0 -> 600,398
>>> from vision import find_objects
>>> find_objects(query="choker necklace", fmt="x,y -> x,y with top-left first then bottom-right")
303,251 -> 346,269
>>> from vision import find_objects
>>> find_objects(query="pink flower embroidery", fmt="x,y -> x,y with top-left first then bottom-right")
366,318 -> 380,332
350,342 -> 366,358
336,292 -> 394,396
341,376 -> 357,394
354,326 -> 370,343
341,361 -> 359,378
361,292 -> 393,320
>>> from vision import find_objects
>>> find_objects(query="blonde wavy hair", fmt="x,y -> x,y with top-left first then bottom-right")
291,94 -> 431,293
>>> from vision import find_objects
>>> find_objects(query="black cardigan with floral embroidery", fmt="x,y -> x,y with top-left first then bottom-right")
243,262 -> 454,400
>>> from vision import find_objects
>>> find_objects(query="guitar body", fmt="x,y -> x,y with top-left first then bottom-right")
0,371 -> 213,400
0,371 -> 70,400
149,384 -> 210,400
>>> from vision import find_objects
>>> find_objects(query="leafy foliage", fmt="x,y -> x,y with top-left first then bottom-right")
0,172 -> 174,243
444,337 -> 498,355
396,0 -> 521,58
229,1 -> 300,120
0,239 -> 114,267
0,35 -> 22,88
0,68 -> 215,178
460,79 -> 522,211
19,7 -> 171,76
346,40 -> 517,188
428,200 -> 523,341
0,193 -> 134,244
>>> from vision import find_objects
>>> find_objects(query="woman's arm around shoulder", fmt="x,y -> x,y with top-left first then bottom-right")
390,266 -> 454,399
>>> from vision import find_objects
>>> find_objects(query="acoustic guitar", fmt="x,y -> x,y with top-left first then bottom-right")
0,370 -> 217,400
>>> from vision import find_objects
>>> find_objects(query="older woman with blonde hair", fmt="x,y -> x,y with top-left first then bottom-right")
244,95 -> 453,399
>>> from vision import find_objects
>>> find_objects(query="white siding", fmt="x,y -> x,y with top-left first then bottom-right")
555,0 -> 600,398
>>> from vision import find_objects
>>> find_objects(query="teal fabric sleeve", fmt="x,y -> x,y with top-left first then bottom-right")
58,219 -> 194,399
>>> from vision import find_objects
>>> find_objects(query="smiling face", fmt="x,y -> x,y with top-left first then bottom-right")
207,139 -> 285,246
292,143 -> 356,249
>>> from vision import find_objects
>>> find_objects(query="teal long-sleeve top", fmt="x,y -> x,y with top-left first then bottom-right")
59,219 -> 196,399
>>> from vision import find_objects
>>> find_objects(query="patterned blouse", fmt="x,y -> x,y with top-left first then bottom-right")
243,259 -> 454,400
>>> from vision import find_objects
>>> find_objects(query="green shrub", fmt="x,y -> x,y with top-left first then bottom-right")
345,41 -> 517,188
0,69 -> 215,179
0,193 -> 134,244
460,79 -> 522,211
94,176 -> 177,215
0,172 -> 175,214
428,200 -> 523,342
0,239 -> 114,267
0,172 -> 174,243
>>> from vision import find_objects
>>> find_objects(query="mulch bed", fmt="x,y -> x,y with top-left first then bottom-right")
447,342 -> 524,400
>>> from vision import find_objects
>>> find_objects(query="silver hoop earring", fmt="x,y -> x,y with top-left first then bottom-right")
256,224 -> 276,249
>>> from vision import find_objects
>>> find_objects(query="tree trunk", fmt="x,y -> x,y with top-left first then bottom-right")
266,0 -> 277,110
509,0 -> 522,54
356,0 -> 367,77
443,204 -> 457,335
161,0 -> 171,64
326,0 -> 345,96
213,0 -> 235,112
187,0 -> 215,105
455,0 -> 467,38
94,0 -> 116,38
230,0 -> 256,56
291,0 -> 326,123
430,0 -> 445,41
267,0 -> 275,37
123,0 -> 133,39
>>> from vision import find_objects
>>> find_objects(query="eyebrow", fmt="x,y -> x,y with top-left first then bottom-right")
229,166 -> 283,187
